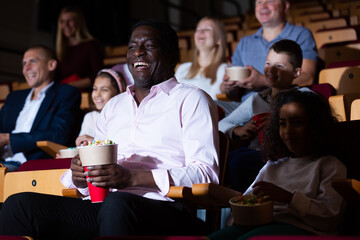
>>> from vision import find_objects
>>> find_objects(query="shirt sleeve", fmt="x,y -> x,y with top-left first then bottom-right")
297,28 -> 318,61
288,156 -> 346,231
60,169 -> 90,198
78,112 -> 91,137
165,88 -> 220,191
218,93 -> 255,138
231,39 -> 245,66
78,111 -> 98,137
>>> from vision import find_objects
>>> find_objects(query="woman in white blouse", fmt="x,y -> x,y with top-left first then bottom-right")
175,17 -> 228,100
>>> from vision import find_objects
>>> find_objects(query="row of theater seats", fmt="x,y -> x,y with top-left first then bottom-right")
103,1 -> 360,70
0,81 -> 92,110
318,66 -> 360,121
286,1 -> 360,122
0,121 -> 360,237
1,121 -> 360,237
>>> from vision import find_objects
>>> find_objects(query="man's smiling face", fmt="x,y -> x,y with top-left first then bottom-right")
127,25 -> 171,90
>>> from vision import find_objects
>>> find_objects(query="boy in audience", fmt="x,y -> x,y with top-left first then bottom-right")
217,0 -> 317,115
219,39 -> 310,191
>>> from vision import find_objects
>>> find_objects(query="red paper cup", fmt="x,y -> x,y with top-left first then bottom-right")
84,166 -> 109,203
252,112 -> 270,145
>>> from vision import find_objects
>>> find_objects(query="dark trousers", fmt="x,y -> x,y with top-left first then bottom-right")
0,192 -> 206,240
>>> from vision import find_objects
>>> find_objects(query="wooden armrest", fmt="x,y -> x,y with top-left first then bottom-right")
192,183 -> 241,207
167,186 -> 190,199
62,188 -> 84,198
0,164 -> 8,202
36,141 -> 68,158
62,184 -> 240,209
216,93 -> 230,101
167,186 -> 208,207
332,178 -> 360,203
3,169 -> 69,202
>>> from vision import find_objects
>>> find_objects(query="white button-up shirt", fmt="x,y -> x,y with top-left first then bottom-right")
5,82 -> 54,164
61,78 -> 219,201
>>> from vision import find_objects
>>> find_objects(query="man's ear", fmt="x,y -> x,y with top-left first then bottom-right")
48,59 -> 57,71
284,1 -> 290,13
293,68 -> 302,79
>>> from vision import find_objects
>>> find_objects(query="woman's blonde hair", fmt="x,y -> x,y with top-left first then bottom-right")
56,6 -> 94,61
186,17 -> 227,84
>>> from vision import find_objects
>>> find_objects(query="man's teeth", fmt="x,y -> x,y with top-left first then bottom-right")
134,62 -> 150,68
27,73 -> 36,78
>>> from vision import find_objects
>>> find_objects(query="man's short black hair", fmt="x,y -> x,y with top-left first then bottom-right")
270,39 -> 303,69
131,19 -> 180,69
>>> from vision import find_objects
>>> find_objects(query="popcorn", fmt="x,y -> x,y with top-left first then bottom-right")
88,139 -> 115,146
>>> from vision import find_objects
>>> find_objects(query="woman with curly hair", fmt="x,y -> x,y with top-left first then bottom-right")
209,90 -> 347,239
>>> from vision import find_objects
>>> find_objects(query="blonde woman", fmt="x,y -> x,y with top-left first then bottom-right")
175,17 -> 228,100
56,6 -> 104,90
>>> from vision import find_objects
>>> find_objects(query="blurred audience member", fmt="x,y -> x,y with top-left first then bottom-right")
0,45 -> 81,171
56,6 -> 104,91
218,0 -> 318,115
175,17 -> 228,100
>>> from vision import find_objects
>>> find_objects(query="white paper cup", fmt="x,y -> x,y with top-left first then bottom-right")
226,66 -> 250,81
59,148 -> 79,158
78,144 -> 118,166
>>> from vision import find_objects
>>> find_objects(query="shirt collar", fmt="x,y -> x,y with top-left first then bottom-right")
153,77 -> 178,95
126,77 -> 179,96
276,22 -> 291,40
26,81 -> 54,102
254,21 -> 290,42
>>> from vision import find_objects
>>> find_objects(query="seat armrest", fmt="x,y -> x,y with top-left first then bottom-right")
192,183 -> 241,207
36,141 -> 68,158
216,93 -> 230,101
332,178 -> 360,203
62,188 -> 84,198
0,163 -> 8,202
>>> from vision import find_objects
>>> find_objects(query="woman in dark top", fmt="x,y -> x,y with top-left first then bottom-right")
56,6 -> 104,91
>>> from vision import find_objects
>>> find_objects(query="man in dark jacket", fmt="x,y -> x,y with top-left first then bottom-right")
0,45 -> 81,171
